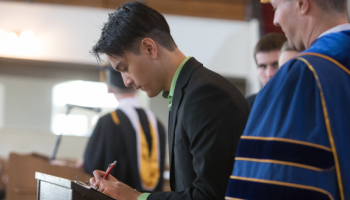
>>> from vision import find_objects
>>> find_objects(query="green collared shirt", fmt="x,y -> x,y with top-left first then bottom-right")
161,56 -> 192,111
138,193 -> 151,200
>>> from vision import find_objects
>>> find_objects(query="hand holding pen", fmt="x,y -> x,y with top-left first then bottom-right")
91,160 -> 117,190
89,160 -> 142,200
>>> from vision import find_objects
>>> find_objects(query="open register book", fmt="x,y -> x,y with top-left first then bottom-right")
35,172 -> 114,200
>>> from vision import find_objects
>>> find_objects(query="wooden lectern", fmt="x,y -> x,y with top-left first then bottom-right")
36,172 -> 114,200
6,153 -> 93,200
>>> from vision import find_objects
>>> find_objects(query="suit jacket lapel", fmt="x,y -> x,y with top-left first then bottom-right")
168,58 -> 203,187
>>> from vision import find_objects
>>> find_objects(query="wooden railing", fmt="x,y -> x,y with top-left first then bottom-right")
7,0 -> 250,20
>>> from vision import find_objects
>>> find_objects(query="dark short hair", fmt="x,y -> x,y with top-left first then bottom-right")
312,0 -> 348,13
280,41 -> 299,54
254,33 -> 287,61
91,2 -> 177,62
284,0 -> 347,13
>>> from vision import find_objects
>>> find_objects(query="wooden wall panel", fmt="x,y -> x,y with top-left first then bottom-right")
148,0 -> 246,20
6,0 -> 248,20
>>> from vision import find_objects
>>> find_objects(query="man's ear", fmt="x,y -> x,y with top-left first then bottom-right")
140,38 -> 158,59
295,0 -> 310,15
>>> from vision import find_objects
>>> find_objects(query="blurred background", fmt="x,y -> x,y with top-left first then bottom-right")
0,0 -> 349,199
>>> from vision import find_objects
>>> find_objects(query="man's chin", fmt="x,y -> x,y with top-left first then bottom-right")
146,93 -> 158,98
144,90 -> 160,98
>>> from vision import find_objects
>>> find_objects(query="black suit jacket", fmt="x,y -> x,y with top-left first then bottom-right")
246,93 -> 257,109
149,58 -> 250,200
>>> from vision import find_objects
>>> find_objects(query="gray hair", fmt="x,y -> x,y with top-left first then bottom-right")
313,0 -> 348,13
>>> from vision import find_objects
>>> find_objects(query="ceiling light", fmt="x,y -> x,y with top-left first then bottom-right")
7,32 -> 19,45
20,30 -> 34,44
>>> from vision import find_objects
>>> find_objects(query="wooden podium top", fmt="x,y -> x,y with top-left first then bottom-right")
6,153 -> 93,200
35,172 -> 114,200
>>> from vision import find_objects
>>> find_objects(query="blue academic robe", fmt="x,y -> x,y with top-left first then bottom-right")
226,30 -> 350,200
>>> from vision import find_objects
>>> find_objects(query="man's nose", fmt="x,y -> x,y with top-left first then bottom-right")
121,73 -> 133,87
266,66 -> 277,77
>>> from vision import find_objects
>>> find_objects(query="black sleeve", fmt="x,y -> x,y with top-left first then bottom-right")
246,93 -> 257,109
156,119 -> 166,191
149,84 -> 248,200
83,117 -> 106,175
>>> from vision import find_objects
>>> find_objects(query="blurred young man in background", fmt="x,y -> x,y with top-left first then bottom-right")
84,67 -> 166,192
246,33 -> 286,108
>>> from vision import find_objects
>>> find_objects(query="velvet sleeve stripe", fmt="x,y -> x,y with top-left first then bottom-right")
240,136 -> 332,151
225,176 -> 334,200
235,138 -> 334,171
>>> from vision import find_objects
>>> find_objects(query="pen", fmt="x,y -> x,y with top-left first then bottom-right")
95,160 -> 117,190
103,160 -> 117,180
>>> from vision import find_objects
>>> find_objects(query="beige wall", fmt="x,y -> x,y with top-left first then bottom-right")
0,74 -> 90,160
0,71 -> 153,160
0,2 -> 260,162
0,1 -> 260,94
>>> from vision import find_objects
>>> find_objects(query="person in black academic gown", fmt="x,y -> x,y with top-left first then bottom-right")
83,67 -> 166,192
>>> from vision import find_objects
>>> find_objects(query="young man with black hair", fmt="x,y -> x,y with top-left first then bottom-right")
246,33 -> 286,108
226,0 -> 350,199
89,2 -> 250,200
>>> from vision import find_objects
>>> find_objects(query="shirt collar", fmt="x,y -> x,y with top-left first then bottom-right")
318,23 -> 350,39
117,97 -> 140,108
162,56 -> 192,111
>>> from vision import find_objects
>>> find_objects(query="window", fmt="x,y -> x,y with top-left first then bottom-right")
51,80 -> 118,136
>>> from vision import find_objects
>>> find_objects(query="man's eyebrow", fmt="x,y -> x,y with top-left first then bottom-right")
272,61 -> 279,65
263,61 -> 278,66
115,61 -> 122,71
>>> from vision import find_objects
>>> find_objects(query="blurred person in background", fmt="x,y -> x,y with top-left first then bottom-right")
246,33 -> 287,108
83,66 -> 166,192
278,41 -> 300,67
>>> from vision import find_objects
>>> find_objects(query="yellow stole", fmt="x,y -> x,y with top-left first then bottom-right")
111,111 -> 160,189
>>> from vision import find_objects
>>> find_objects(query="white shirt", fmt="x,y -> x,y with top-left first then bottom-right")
117,97 -> 160,190
318,23 -> 350,38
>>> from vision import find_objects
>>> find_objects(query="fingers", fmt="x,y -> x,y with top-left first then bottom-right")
97,180 -> 107,194
91,170 -> 105,188
93,170 -> 106,180
91,170 -> 119,188
105,173 -> 118,182
89,177 -> 100,188
97,180 -> 141,200
98,180 -> 117,198
89,177 -> 95,186
100,188 -> 112,197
